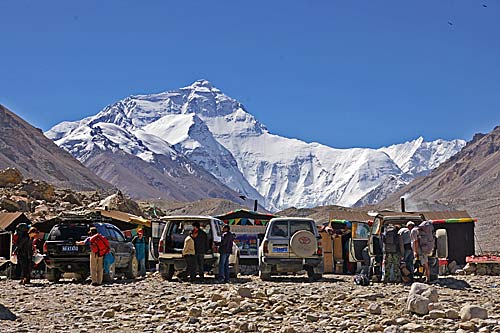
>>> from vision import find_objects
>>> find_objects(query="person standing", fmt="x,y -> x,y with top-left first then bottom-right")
382,224 -> 404,283
182,229 -> 197,282
192,222 -> 209,280
411,221 -> 434,283
132,229 -> 147,277
76,227 -> 109,286
398,221 -> 415,283
14,224 -> 32,285
218,225 -> 235,283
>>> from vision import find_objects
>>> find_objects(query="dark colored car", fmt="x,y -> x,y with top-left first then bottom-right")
43,222 -> 138,282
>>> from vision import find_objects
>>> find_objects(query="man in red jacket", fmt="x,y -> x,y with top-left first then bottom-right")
76,227 -> 109,286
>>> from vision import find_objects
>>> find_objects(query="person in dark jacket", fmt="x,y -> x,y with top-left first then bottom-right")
218,225 -> 235,283
14,224 -> 33,285
192,221 -> 209,280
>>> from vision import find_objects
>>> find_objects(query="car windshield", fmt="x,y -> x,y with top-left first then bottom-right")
49,224 -> 88,241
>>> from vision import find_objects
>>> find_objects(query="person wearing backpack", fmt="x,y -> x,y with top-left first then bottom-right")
381,224 -> 404,283
411,221 -> 434,283
398,221 -> 415,283
76,227 -> 110,286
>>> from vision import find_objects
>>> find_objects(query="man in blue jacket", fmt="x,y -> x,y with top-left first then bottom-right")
132,229 -> 147,277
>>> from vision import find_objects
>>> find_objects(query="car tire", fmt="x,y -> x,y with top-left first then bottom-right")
125,256 -> 138,279
103,262 -> 116,283
259,269 -> 271,281
160,263 -> 174,281
307,271 -> 322,282
46,268 -> 61,283
74,272 -> 89,283
290,230 -> 318,257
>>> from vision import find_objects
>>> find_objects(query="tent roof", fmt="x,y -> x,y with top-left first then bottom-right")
0,212 -> 30,232
216,209 -> 277,221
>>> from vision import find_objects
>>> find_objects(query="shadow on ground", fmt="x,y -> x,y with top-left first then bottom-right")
433,277 -> 471,290
0,304 -> 17,321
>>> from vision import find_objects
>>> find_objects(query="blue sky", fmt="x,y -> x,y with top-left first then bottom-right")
1,0 -> 499,148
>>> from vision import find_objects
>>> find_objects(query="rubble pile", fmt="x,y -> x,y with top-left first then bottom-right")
0,167 -> 144,222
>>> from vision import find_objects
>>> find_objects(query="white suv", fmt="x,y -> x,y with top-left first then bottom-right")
157,216 -> 239,280
258,217 -> 323,281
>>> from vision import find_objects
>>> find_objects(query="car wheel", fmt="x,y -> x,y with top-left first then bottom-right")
259,269 -> 271,281
103,262 -> 116,283
74,272 -> 89,283
125,256 -> 138,279
160,263 -> 174,281
46,268 -> 61,283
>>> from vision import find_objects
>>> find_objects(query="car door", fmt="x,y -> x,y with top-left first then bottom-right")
266,220 -> 290,258
150,220 -> 166,261
349,221 -> 370,262
109,226 -> 128,267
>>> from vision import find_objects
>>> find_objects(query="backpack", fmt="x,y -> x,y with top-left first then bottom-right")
418,221 -> 434,254
383,224 -> 398,253
90,234 -> 110,257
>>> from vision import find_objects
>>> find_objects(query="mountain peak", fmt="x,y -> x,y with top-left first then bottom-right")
185,79 -> 216,90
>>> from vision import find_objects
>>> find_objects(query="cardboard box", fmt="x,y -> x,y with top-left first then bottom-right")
323,252 -> 334,273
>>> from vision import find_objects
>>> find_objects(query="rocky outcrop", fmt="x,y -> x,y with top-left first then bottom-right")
0,168 -> 23,187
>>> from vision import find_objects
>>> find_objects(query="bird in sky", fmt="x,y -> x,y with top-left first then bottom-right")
448,21 -> 454,26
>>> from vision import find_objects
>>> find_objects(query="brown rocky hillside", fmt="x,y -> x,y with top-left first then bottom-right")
379,126 -> 500,252
0,105 -> 112,191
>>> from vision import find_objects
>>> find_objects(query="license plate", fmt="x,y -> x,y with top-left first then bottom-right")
62,245 -> 79,252
272,246 -> 288,253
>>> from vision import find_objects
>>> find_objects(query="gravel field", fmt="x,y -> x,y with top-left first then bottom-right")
1,273 -> 499,333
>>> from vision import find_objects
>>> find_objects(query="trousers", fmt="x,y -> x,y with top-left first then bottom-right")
90,252 -> 103,284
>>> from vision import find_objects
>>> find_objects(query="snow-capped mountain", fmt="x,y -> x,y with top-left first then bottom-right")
46,80 -> 465,210
379,137 -> 466,177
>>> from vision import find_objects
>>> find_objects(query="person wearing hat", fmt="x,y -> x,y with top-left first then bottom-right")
217,225 -> 235,283
398,221 -> 415,283
76,227 -> 109,286
132,229 -> 147,277
15,226 -> 35,285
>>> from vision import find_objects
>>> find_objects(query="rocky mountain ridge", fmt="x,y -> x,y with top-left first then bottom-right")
0,105 -> 112,192
379,125 -> 500,251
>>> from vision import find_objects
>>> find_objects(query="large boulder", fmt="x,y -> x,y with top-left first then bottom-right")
20,181 -> 55,202
0,197 -> 20,212
407,282 -> 438,315
459,305 -> 488,321
0,168 -> 23,187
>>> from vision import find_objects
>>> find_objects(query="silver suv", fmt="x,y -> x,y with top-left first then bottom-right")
258,217 -> 323,281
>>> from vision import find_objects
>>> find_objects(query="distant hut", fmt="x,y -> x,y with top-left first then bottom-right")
215,209 -> 277,265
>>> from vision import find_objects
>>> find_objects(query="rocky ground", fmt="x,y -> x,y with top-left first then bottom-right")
1,273 -> 499,333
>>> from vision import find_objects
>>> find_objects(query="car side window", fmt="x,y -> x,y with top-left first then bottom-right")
106,227 -> 117,241
270,221 -> 288,237
112,227 -> 125,242
290,221 -> 314,235
99,226 -> 111,238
